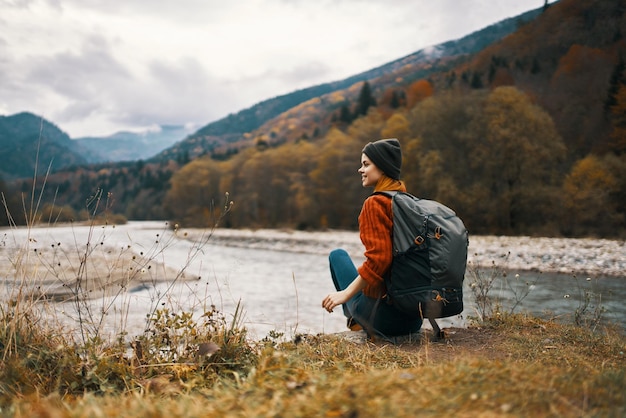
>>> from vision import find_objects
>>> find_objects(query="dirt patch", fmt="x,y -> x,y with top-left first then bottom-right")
335,325 -> 510,362
410,326 -> 510,362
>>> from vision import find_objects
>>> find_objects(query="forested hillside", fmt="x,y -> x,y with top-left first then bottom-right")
153,6 -> 543,162
3,0 -> 625,238
158,0 -> 626,237
0,113 -> 87,179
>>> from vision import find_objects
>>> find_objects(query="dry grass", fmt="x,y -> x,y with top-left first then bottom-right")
1,313 -> 624,417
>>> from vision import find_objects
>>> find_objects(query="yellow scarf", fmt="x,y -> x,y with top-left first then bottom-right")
374,174 -> 406,193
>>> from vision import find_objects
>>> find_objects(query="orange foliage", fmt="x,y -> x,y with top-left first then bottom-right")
562,154 -> 621,234
564,155 -> 616,198
609,82 -> 626,154
553,44 -> 611,79
328,91 -> 346,103
380,113 -> 409,140
491,68 -> 515,88
406,79 -> 434,109
379,87 -> 406,109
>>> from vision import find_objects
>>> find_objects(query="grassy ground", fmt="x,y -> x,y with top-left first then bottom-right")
1,312 -> 624,417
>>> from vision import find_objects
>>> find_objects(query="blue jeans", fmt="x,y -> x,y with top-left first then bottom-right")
329,248 -> 422,338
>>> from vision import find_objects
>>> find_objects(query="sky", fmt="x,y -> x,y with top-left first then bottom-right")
1,0 -> 556,138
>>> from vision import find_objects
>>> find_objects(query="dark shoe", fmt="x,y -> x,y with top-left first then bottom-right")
347,317 -> 362,331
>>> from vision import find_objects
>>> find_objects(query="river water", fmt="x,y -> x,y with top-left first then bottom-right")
1,222 -> 624,341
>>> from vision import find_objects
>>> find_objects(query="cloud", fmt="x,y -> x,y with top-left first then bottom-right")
36,0 -> 236,24
112,57 -> 238,126
26,36 -> 128,98
20,36 -> 130,126
1,0 -> 555,137
26,39 -> 237,132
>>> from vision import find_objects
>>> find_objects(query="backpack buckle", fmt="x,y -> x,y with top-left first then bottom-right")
414,235 -> 424,245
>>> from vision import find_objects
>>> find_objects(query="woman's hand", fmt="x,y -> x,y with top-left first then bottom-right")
322,275 -> 368,313
322,290 -> 349,313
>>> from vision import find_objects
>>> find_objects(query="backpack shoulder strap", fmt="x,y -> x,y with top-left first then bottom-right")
373,190 -> 418,199
373,190 -> 396,198
374,190 -> 422,200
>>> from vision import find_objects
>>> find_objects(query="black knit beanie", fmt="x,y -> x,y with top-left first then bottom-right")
362,138 -> 402,180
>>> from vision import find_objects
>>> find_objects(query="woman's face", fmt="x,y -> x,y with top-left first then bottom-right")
358,153 -> 384,188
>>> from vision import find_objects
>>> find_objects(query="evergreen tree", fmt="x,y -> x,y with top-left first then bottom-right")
390,91 -> 401,109
531,57 -> 541,74
356,81 -> 376,117
605,56 -> 625,113
471,72 -> 483,89
339,105 -> 352,123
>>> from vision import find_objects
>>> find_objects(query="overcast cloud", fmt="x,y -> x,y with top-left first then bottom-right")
1,0 -> 555,137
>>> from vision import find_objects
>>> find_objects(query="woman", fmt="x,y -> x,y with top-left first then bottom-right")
321,138 -> 423,339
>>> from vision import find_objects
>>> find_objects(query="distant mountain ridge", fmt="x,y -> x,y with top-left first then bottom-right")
154,6 -> 543,161
74,125 -> 196,163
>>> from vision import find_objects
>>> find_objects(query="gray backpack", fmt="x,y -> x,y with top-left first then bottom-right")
377,191 -> 469,337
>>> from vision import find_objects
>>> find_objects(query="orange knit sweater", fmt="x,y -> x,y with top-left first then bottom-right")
356,193 -> 395,299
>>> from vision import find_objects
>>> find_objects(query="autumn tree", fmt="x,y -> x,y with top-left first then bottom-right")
229,149 -> 275,227
379,88 -> 405,110
605,154 -> 626,234
281,141 -> 320,229
407,87 -> 565,234
164,156 -> 227,227
489,67 -> 515,88
38,203 -> 78,224
346,109 -> 386,146
380,113 -> 410,141
405,79 -> 434,108
472,86 -> 566,233
608,77 -> 626,154
548,44 -> 615,157
562,154 -> 622,236
407,92 -> 482,205
309,128 -> 365,228
259,142 -> 318,228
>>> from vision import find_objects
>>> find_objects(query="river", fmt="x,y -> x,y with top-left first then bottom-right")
1,221 -> 624,341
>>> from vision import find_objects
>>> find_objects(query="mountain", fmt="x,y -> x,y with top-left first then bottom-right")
0,112 -> 88,180
154,6 -> 544,162
73,125 -> 196,163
